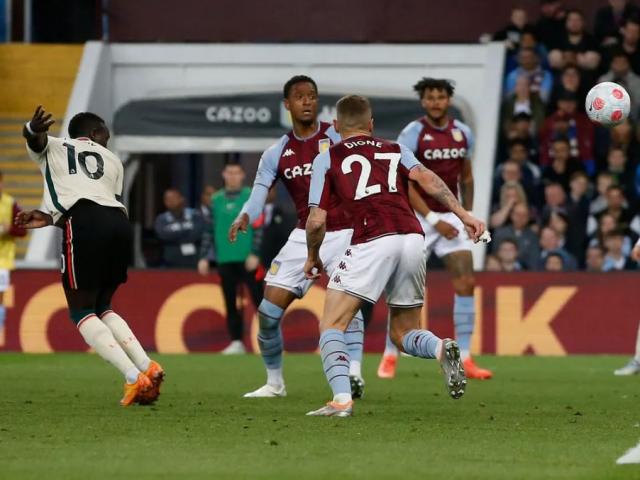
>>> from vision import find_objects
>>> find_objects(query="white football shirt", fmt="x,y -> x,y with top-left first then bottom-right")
26,136 -> 127,224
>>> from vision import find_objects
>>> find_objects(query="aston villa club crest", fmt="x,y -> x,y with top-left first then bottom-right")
269,260 -> 281,275
451,128 -> 464,142
318,138 -> 331,153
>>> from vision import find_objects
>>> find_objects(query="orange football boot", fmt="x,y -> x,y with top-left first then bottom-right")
138,360 -> 165,405
463,357 -> 493,379
377,354 -> 398,379
120,373 -> 153,406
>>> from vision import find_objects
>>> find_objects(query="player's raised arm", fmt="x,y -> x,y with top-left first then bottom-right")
23,105 -> 54,155
228,146 -> 279,242
400,145 -> 484,242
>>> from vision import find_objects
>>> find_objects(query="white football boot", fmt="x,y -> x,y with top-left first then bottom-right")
243,384 -> 287,398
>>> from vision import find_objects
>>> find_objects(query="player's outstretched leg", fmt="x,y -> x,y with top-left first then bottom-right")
377,313 -> 399,379
244,295 -> 288,398
100,309 -> 164,404
76,312 -> 152,406
391,307 -> 466,400
345,313 -> 365,398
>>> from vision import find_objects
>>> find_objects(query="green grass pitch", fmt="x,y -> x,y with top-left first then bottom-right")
1,353 -> 639,479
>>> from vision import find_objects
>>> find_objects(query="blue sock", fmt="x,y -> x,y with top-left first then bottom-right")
257,299 -> 285,374
319,329 -> 351,401
453,295 -> 474,358
345,313 -> 364,377
402,329 -> 441,359
383,312 -> 398,356
0,305 -> 5,330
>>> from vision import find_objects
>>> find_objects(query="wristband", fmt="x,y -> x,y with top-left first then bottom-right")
25,121 -> 35,135
425,211 -> 439,226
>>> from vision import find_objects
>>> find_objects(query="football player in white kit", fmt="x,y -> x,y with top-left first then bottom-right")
17,106 -> 164,406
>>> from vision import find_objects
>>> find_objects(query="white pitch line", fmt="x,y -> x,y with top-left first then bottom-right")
617,442 -> 640,464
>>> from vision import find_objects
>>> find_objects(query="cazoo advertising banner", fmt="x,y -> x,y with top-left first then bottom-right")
1,270 -> 638,355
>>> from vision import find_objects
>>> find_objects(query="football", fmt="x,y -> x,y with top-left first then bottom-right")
585,81 -> 631,127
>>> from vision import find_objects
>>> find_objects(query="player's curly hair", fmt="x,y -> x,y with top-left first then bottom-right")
413,78 -> 455,98
283,75 -> 318,99
68,112 -> 106,138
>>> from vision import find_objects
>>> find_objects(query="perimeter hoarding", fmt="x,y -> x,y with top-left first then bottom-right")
1,270 -> 637,355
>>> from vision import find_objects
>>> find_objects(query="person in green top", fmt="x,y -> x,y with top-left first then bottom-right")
198,160 -> 264,354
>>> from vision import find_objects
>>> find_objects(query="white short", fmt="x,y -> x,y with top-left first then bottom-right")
417,211 -> 473,259
327,233 -> 426,308
0,269 -> 10,292
265,228 -> 353,298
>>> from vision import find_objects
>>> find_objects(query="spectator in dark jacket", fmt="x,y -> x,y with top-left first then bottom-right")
535,0 -> 567,50
154,188 -> 205,269
538,226 -> 577,270
594,0 -> 639,46
539,91 -> 595,175
548,9 -> 601,72
493,7 -> 532,56
542,137 -> 584,192
492,202 -> 540,270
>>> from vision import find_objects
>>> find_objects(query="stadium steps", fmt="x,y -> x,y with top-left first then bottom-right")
0,44 -> 83,258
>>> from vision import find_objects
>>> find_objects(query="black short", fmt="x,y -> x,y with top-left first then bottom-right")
61,200 -> 132,290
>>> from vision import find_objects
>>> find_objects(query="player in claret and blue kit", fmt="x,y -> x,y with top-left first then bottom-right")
378,78 -> 493,381
230,76 -> 366,399
304,95 -> 486,416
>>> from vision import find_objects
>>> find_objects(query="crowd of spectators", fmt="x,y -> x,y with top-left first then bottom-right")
489,0 -> 640,271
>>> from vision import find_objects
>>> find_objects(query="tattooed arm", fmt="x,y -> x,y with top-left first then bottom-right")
409,165 -> 466,217
409,164 -> 484,242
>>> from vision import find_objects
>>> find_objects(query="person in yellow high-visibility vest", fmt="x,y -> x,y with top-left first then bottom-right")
0,171 -> 27,344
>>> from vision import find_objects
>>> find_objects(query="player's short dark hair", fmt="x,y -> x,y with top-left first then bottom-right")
336,95 -> 372,129
283,75 -> 318,99
624,15 -> 640,28
68,112 -> 105,138
413,78 -> 455,99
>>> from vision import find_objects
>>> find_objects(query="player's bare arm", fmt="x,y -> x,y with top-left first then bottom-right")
304,207 -> 326,279
228,212 -> 250,243
409,182 -> 459,240
14,209 -> 53,229
23,105 -> 54,153
459,158 -> 474,211
409,165 -> 484,242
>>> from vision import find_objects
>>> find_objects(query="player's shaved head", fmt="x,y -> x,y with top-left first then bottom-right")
336,95 -> 372,131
